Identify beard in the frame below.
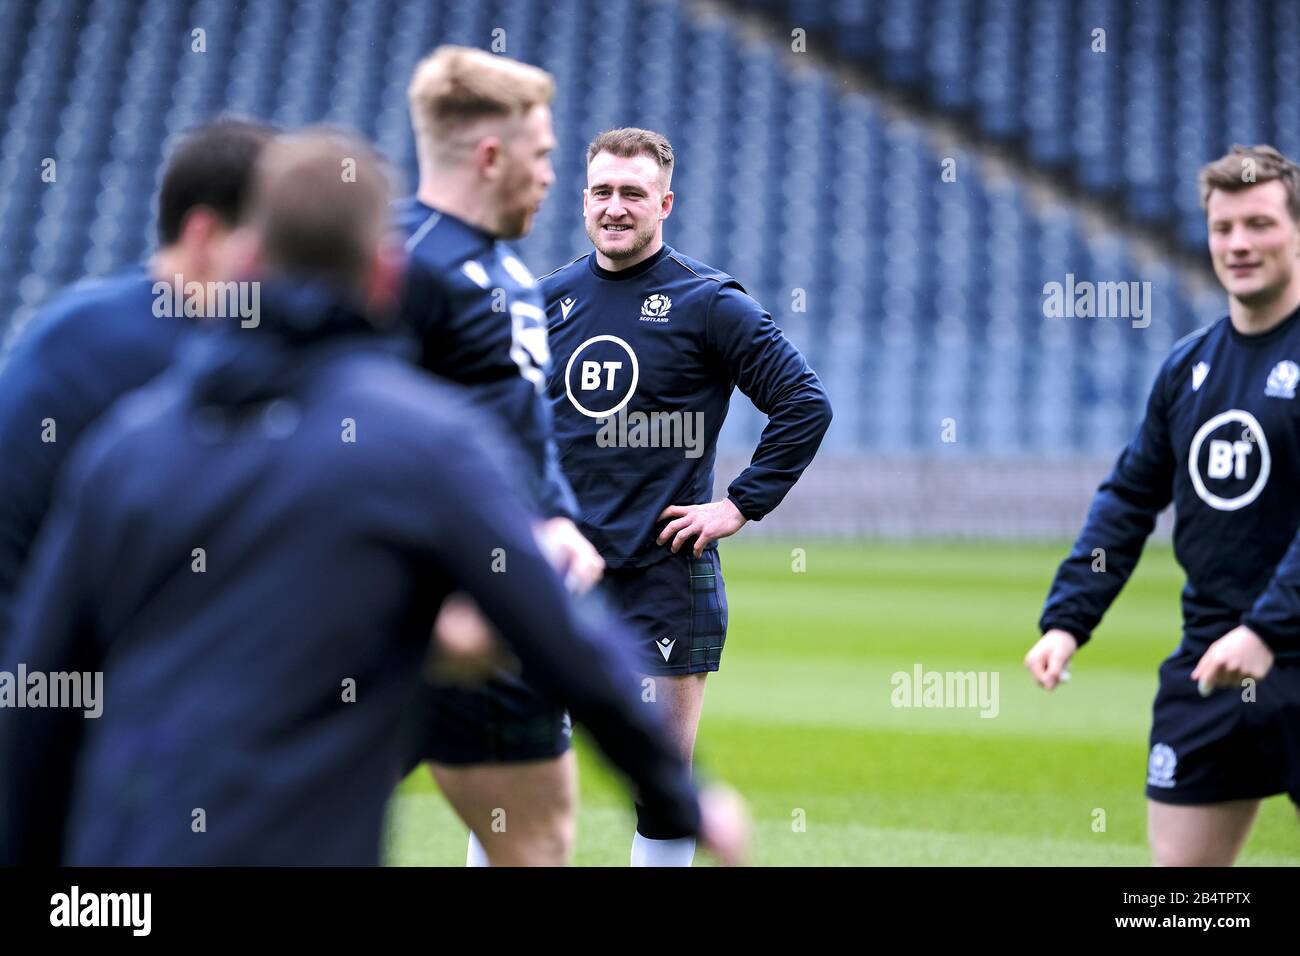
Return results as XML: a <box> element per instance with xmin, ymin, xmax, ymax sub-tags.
<box><xmin>494</xmin><ymin>207</ymin><xmax>531</xmax><ymax>241</ymax></box>
<box><xmin>489</xmin><ymin>166</ymin><xmax>542</xmax><ymax>240</ymax></box>
<box><xmin>587</xmin><ymin>218</ymin><xmax>657</xmax><ymax>261</ymax></box>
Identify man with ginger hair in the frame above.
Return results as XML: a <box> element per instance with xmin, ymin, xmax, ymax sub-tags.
<box><xmin>1029</xmin><ymin>144</ymin><xmax>1300</xmax><ymax>865</ymax></box>
<box><xmin>394</xmin><ymin>46</ymin><xmax>606</xmax><ymax>867</ymax></box>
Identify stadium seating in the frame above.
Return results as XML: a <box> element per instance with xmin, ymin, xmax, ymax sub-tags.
<box><xmin>752</xmin><ymin>0</ymin><xmax>1300</xmax><ymax>252</ymax></box>
<box><xmin>0</xmin><ymin>0</ymin><xmax>1242</xmax><ymax>455</ymax></box>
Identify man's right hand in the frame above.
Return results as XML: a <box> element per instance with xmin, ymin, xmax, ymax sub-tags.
<box><xmin>1024</xmin><ymin>628</ymin><xmax>1079</xmax><ymax>692</ymax></box>
<box><xmin>695</xmin><ymin>783</ymin><xmax>753</xmax><ymax>866</ymax></box>
<box><xmin>429</xmin><ymin>592</ymin><xmax>515</xmax><ymax>686</ymax></box>
<box><xmin>536</xmin><ymin>516</ymin><xmax>605</xmax><ymax>594</ymax></box>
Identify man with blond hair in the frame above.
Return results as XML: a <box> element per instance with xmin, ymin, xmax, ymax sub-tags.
<box><xmin>541</xmin><ymin>128</ymin><xmax>833</xmax><ymax>865</ymax></box>
<box><xmin>394</xmin><ymin>46</ymin><xmax>606</xmax><ymax>867</ymax></box>
<box><xmin>1029</xmin><ymin>144</ymin><xmax>1300</xmax><ymax>865</ymax></box>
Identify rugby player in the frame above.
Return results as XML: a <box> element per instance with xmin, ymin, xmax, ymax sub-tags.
<box><xmin>541</xmin><ymin>128</ymin><xmax>834</xmax><ymax>865</ymax></box>
<box><xmin>0</xmin><ymin>117</ymin><xmax>275</xmax><ymax>650</ymax></box>
<box><xmin>1028</xmin><ymin>144</ymin><xmax>1300</xmax><ymax>866</ymax></box>
<box><xmin>393</xmin><ymin>46</ymin><xmax>604</xmax><ymax>867</ymax></box>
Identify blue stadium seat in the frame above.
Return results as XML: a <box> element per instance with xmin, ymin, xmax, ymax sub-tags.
<box><xmin>0</xmin><ymin>0</ymin><xmax>1261</xmax><ymax>455</ymax></box>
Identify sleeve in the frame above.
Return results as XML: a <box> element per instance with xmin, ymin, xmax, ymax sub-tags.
<box><xmin>535</xmin><ymin>277</ymin><xmax>581</xmax><ymax>521</ymax></box>
<box><xmin>539</xmin><ymin>434</ymin><xmax>580</xmax><ymax>520</ymax></box>
<box><xmin>0</xmin><ymin>377</ymin><xmax>56</xmax><ymax>637</ymax></box>
<box><xmin>1241</xmin><ymin>532</ymin><xmax>1300</xmax><ymax>654</ymax></box>
<box><xmin>413</xmin><ymin>426</ymin><xmax>700</xmax><ymax>834</ymax></box>
<box><xmin>1038</xmin><ymin>364</ymin><xmax>1176</xmax><ymax>647</ymax></box>
<box><xmin>397</xmin><ymin>263</ymin><xmax>451</xmax><ymax>370</ymax></box>
<box><xmin>0</xmin><ymin>463</ymin><xmax>100</xmax><ymax>865</ymax></box>
<box><xmin>0</xmin><ymin>317</ymin><xmax>85</xmax><ymax>639</ymax></box>
<box><xmin>704</xmin><ymin>283</ymin><xmax>833</xmax><ymax>521</ymax></box>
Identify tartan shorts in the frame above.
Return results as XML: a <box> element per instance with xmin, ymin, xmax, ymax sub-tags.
<box><xmin>602</xmin><ymin>546</ymin><xmax>729</xmax><ymax>676</ymax></box>
<box><xmin>402</xmin><ymin>668</ymin><xmax>571</xmax><ymax>769</ymax></box>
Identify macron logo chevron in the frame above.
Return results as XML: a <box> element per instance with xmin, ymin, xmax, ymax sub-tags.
<box><xmin>1192</xmin><ymin>361</ymin><xmax>1209</xmax><ymax>392</ymax></box>
<box><xmin>656</xmin><ymin>637</ymin><xmax>676</xmax><ymax>662</ymax></box>
<box><xmin>560</xmin><ymin>297</ymin><xmax>577</xmax><ymax>321</ymax></box>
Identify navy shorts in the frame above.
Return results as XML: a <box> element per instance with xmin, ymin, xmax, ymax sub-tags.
<box><xmin>602</xmin><ymin>547</ymin><xmax>729</xmax><ymax>676</ymax></box>
<box><xmin>400</xmin><ymin>548</ymin><xmax>728</xmax><ymax>767</ymax></box>
<box><xmin>1145</xmin><ymin>646</ymin><xmax>1300</xmax><ymax>805</ymax></box>
<box><xmin>402</xmin><ymin>667</ymin><xmax>571</xmax><ymax>769</ymax></box>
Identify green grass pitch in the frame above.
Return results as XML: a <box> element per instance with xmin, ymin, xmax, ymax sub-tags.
<box><xmin>383</xmin><ymin>539</ymin><xmax>1300</xmax><ymax>866</ymax></box>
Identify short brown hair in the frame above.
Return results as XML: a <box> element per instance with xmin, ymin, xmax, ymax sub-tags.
<box><xmin>247</xmin><ymin>127</ymin><xmax>392</xmax><ymax>293</ymax></box>
<box><xmin>1199</xmin><ymin>144</ymin><xmax>1300</xmax><ymax>222</ymax></box>
<box><xmin>586</xmin><ymin>127</ymin><xmax>674</xmax><ymax>187</ymax></box>
<box><xmin>157</xmin><ymin>117</ymin><xmax>277</xmax><ymax>246</ymax></box>
<box><xmin>407</xmin><ymin>46</ymin><xmax>554</xmax><ymax>166</ymax></box>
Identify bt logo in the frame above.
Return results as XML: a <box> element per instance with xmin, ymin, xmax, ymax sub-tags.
<box><xmin>1205</xmin><ymin>436</ymin><xmax>1252</xmax><ymax>480</ymax></box>
<box><xmin>1188</xmin><ymin>410</ymin><xmax>1271</xmax><ymax>511</ymax></box>
<box><xmin>564</xmin><ymin>334</ymin><xmax>640</xmax><ymax>418</ymax></box>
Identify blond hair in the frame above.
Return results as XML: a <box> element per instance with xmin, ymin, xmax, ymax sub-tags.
<box><xmin>1199</xmin><ymin>144</ymin><xmax>1300</xmax><ymax>222</ymax></box>
<box><xmin>408</xmin><ymin>46</ymin><xmax>554</xmax><ymax>168</ymax></box>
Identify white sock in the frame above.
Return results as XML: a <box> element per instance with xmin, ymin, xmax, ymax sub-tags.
<box><xmin>467</xmin><ymin>832</ymin><xmax>490</xmax><ymax>867</ymax></box>
<box><xmin>630</xmin><ymin>832</ymin><xmax>696</xmax><ymax>867</ymax></box>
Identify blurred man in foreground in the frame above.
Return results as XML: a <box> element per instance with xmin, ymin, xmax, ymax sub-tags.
<box><xmin>0</xmin><ymin>118</ymin><xmax>275</xmax><ymax>652</ymax></box>
<box><xmin>0</xmin><ymin>128</ymin><xmax>748</xmax><ymax>866</ymax></box>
